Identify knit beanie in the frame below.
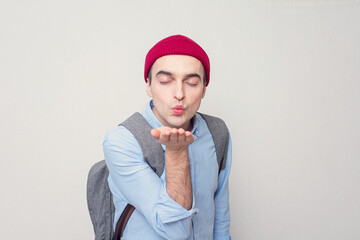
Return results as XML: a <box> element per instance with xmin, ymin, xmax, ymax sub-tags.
<box><xmin>144</xmin><ymin>35</ymin><xmax>210</xmax><ymax>86</ymax></box>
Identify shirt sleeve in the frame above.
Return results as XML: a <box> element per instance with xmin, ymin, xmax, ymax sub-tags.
<box><xmin>103</xmin><ymin>126</ymin><xmax>197</xmax><ymax>240</ymax></box>
<box><xmin>213</xmin><ymin>135</ymin><xmax>232</xmax><ymax>240</ymax></box>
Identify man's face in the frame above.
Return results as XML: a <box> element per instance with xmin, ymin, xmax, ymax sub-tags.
<box><xmin>146</xmin><ymin>55</ymin><xmax>206</xmax><ymax>131</ymax></box>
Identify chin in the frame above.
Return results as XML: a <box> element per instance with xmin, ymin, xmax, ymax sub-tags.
<box><xmin>168</xmin><ymin>121</ymin><xmax>185</xmax><ymax>129</ymax></box>
<box><xmin>169</xmin><ymin>117</ymin><xmax>190</xmax><ymax>129</ymax></box>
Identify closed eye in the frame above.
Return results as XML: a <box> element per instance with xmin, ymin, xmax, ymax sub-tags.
<box><xmin>185</xmin><ymin>77</ymin><xmax>200</xmax><ymax>86</ymax></box>
<box><xmin>186</xmin><ymin>82</ymin><xmax>198</xmax><ymax>86</ymax></box>
<box><xmin>156</xmin><ymin>71</ymin><xmax>174</xmax><ymax>84</ymax></box>
<box><xmin>160</xmin><ymin>81</ymin><xmax>170</xmax><ymax>84</ymax></box>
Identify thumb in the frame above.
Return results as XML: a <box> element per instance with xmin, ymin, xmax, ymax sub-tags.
<box><xmin>151</xmin><ymin>129</ymin><xmax>160</xmax><ymax>139</ymax></box>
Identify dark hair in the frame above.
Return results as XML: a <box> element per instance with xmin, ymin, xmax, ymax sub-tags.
<box><xmin>147</xmin><ymin>66</ymin><xmax>207</xmax><ymax>86</ymax></box>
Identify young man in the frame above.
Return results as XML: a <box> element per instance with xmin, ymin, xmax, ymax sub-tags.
<box><xmin>103</xmin><ymin>35</ymin><xmax>232</xmax><ymax>239</ymax></box>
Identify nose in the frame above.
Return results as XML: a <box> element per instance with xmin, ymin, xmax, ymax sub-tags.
<box><xmin>174</xmin><ymin>81</ymin><xmax>185</xmax><ymax>101</ymax></box>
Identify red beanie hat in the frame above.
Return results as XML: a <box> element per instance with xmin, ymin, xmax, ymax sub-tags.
<box><xmin>144</xmin><ymin>35</ymin><xmax>210</xmax><ymax>86</ymax></box>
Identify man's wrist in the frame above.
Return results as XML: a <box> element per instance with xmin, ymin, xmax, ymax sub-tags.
<box><xmin>166</xmin><ymin>149</ymin><xmax>189</xmax><ymax>164</ymax></box>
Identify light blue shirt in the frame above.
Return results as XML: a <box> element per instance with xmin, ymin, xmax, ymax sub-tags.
<box><xmin>103</xmin><ymin>101</ymin><xmax>232</xmax><ymax>240</ymax></box>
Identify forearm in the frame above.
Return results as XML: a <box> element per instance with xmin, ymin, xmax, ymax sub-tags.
<box><xmin>165</xmin><ymin>149</ymin><xmax>193</xmax><ymax>210</ymax></box>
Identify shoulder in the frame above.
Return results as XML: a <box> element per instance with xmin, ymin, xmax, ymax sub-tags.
<box><xmin>196</xmin><ymin>112</ymin><xmax>231</xmax><ymax>153</ymax></box>
<box><xmin>196</xmin><ymin>112</ymin><xmax>229</xmax><ymax>133</ymax></box>
<box><xmin>103</xmin><ymin>125</ymin><xmax>143</xmax><ymax>159</ymax></box>
<box><xmin>104</xmin><ymin>125</ymin><xmax>138</xmax><ymax>144</ymax></box>
<box><xmin>104</xmin><ymin>112</ymin><xmax>149</xmax><ymax>142</ymax></box>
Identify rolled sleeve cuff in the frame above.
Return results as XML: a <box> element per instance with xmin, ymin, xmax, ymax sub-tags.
<box><xmin>156</xmin><ymin>184</ymin><xmax>199</xmax><ymax>224</ymax></box>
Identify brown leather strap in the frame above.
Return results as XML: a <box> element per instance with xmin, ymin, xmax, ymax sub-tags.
<box><xmin>113</xmin><ymin>164</ymin><xmax>157</xmax><ymax>239</ymax></box>
<box><xmin>113</xmin><ymin>204</ymin><xmax>135</xmax><ymax>240</ymax></box>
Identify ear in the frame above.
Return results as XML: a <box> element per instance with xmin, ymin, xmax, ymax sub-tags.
<box><xmin>201</xmin><ymin>86</ymin><xmax>206</xmax><ymax>99</ymax></box>
<box><xmin>146</xmin><ymin>81</ymin><xmax>152</xmax><ymax>98</ymax></box>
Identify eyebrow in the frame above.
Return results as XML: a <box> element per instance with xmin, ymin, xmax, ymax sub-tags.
<box><xmin>155</xmin><ymin>70</ymin><xmax>201</xmax><ymax>80</ymax></box>
<box><xmin>184</xmin><ymin>73</ymin><xmax>201</xmax><ymax>79</ymax></box>
<box><xmin>155</xmin><ymin>70</ymin><xmax>173</xmax><ymax>77</ymax></box>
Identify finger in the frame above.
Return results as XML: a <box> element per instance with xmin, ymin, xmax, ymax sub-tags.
<box><xmin>160</xmin><ymin>130</ymin><xmax>171</xmax><ymax>142</ymax></box>
<box><xmin>178</xmin><ymin>128</ymin><xmax>185</xmax><ymax>142</ymax></box>
<box><xmin>184</xmin><ymin>131</ymin><xmax>192</xmax><ymax>137</ymax></box>
<box><xmin>185</xmin><ymin>131</ymin><xmax>194</xmax><ymax>143</ymax></box>
<box><xmin>151</xmin><ymin>129</ymin><xmax>160</xmax><ymax>139</ymax></box>
<box><xmin>169</xmin><ymin>128</ymin><xmax>178</xmax><ymax>142</ymax></box>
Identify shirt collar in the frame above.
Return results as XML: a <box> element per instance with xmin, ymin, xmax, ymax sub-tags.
<box><xmin>141</xmin><ymin>100</ymin><xmax>200</xmax><ymax>138</ymax></box>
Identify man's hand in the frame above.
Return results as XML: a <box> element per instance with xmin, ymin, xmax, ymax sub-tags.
<box><xmin>151</xmin><ymin>127</ymin><xmax>194</xmax><ymax>152</ymax></box>
<box><xmin>151</xmin><ymin>127</ymin><xmax>194</xmax><ymax>210</ymax></box>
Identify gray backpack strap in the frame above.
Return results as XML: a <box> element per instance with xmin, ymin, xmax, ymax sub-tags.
<box><xmin>112</xmin><ymin>112</ymin><xmax>164</xmax><ymax>240</ymax></box>
<box><xmin>119</xmin><ymin>112</ymin><xmax>164</xmax><ymax>177</ymax></box>
<box><xmin>198</xmin><ymin>113</ymin><xmax>230</xmax><ymax>174</ymax></box>
<box><xmin>87</xmin><ymin>160</ymin><xmax>115</xmax><ymax>240</ymax></box>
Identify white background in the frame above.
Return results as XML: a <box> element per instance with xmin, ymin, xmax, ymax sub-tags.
<box><xmin>1</xmin><ymin>0</ymin><xmax>359</xmax><ymax>239</ymax></box>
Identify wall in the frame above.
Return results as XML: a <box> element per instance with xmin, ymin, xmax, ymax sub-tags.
<box><xmin>1</xmin><ymin>0</ymin><xmax>359</xmax><ymax>239</ymax></box>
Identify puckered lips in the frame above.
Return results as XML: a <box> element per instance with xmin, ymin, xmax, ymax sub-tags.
<box><xmin>172</xmin><ymin>105</ymin><xmax>185</xmax><ymax>115</ymax></box>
